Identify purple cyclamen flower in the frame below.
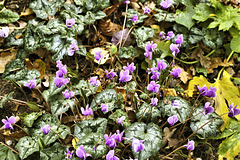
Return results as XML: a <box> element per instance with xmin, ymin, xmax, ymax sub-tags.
<box><xmin>42</xmin><ymin>124</ymin><xmax>51</xmax><ymax>135</ymax></box>
<box><xmin>132</xmin><ymin>138</ymin><xmax>144</xmax><ymax>152</ymax></box>
<box><xmin>184</xmin><ymin>140</ymin><xmax>195</xmax><ymax>151</ymax></box>
<box><xmin>131</xmin><ymin>15</ymin><xmax>138</xmax><ymax>23</ymax></box>
<box><xmin>202</xmin><ymin>102</ymin><xmax>214</xmax><ymax>116</ymax></box>
<box><xmin>143</xmin><ymin>6</ymin><xmax>150</xmax><ymax>14</ymax></box>
<box><xmin>123</xmin><ymin>0</ymin><xmax>130</xmax><ymax>4</ymax></box>
<box><xmin>123</xmin><ymin>62</ymin><xmax>136</xmax><ymax>73</ymax></box>
<box><xmin>106</xmin><ymin>69</ymin><xmax>117</xmax><ymax>80</ymax></box>
<box><xmin>197</xmin><ymin>84</ymin><xmax>208</xmax><ymax>96</ymax></box>
<box><xmin>119</xmin><ymin>70</ymin><xmax>132</xmax><ymax>82</ymax></box>
<box><xmin>56</xmin><ymin>60</ymin><xmax>63</xmax><ymax>68</ymax></box>
<box><xmin>166</xmin><ymin>31</ymin><xmax>175</xmax><ymax>40</ymax></box>
<box><xmin>151</xmin><ymin>98</ymin><xmax>158</xmax><ymax>106</ymax></box>
<box><xmin>104</xmin><ymin>133</ymin><xmax>117</xmax><ymax>148</ymax></box>
<box><xmin>66</xmin><ymin>19</ymin><xmax>75</xmax><ymax>28</ymax></box>
<box><xmin>81</xmin><ymin>105</ymin><xmax>93</xmax><ymax>116</ymax></box>
<box><xmin>54</xmin><ymin>77</ymin><xmax>69</xmax><ymax>88</ymax></box>
<box><xmin>65</xmin><ymin>148</ymin><xmax>74</xmax><ymax>159</ymax></box>
<box><xmin>76</xmin><ymin>145</ymin><xmax>91</xmax><ymax>160</ymax></box>
<box><xmin>56</xmin><ymin>65</ymin><xmax>67</xmax><ymax>78</ymax></box>
<box><xmin>168</xmin><ymin>115</ymin><xmax>178</xmax><ymax>126</ymax></box>
<box><xmin>62</xmin><ymin>90</ymin><xmax>74</xmax><ymax>99</ymax></box>
<box><xmin>117</xmin><ymin>116</ymin><xmax>126</xmax><ymax>126</ymax></box>
<box><xmin>170</xmin><ymin>67</ymin><xmax>182</xmax><ymax>78</ymax></box>
<box><xmin>0</xmin><ymin>27</ymin><xmax>9</xmax><ymax>38</ymax></box>
<box><xmin>170</xmin><ymin>43</ymin><xmax>180</xmax><ymax>56</ymax></box>
<box><xmin>94</xmin><ymin>50</ymin><xmax>104</xmax><ymax>62</ymax></box>
<box><xmin>228</xmin><ymin>103</ymin><xmax>240</xmax><ymax>118</ymax></box>
<box><xmin>106</xmin><ymin>150</ymin><xmax>119</xmax><ymax>160</ymax></box>
<box><xmin>24</xmin><ymin>78</ymin><xmax>36</xmax><ymax>89</ymax></box>
<box><xmin>150</xmin><ymin>71</ymin><xmax>160</xmax><ymax>81</ymax></box>
<box><xmin>144</xmin><ymin>51</ymin><xmax>152</xmax><ymax>60</ymax></box>
<box><xmin>101</xmin><ymin>103</ymin><xmax>108</xmax><ymax>113</ymax></box>
<box><xmin>157</xmin><ymin>59</ymin><xmax>167</xmax><ymax>71</ymax></box>
<box><xmin>159</xmin><ymin>31</ymin><xmax>165</xmax><ymax>39</ymax></box>
<box><xmin>115</xmin><ymin>130</ymin><xmax>124</xmax><ymax>143</ymax></box>
<box><xmin>160</xmin><ymin>0</ymin><xmax>172</xmax><ymax>9</ymax></box>
<box><xmin>147</xmin><ymin>81</ymin><xmax>160</xmax><ymax>93</ymax></box>
<box><xmin>2</xmin><ymin>116</ymin><xmax>15</xmax><ymax>130</ymax></box>
<box><xmin>206</xmin><ymin>86</ymin><xmax>217</xmax><ymax>98</ymax></box>
<box><xmin>145</xmin><ymin>41</ymin><xmax>157</xmax><ymax>54</ymax></box>
<box><xmin>175</xmin><ymin>34</ymin><xmax>183</xmax><ymax>45</ymax></box>
<box><xmin>90</xmin><ymin>76</ymin><xmax>100</xmax><ymax>87</ymax></box>
<box><xmin>68</xmin><ymin>42</ymin><xmax>79</xmax><ymax>56</ymax></box>
<box><xmin>171</xmin><ymin>100</ymin><xmax>179</xmax><ymax>107</ymax></box>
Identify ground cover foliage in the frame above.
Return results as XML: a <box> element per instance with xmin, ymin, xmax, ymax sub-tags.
<box><xmin>0</xmin><ymin>0</ymin><xmax>240</xmax><ymax>159</ymax></box>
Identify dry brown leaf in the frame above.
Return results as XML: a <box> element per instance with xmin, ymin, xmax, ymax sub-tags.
<box><xmin>94</xmin><ymin>68</ymin><xmax>105</xmax><ymax>78</ymax></box>
<box><xmin>178</xmin><ymin>66</ymin><xmax>191</xmax><ymax>84</ymax></box>
<box><xmin>190</xmin><ymin>48</ymin><xmax>211</xmax><ymax>68</ymax></box>
<box><xmin>99</xmin><ymin>19</ymin><xmax>122</xmax><ymax>37</ymax></box>
<box><xmin>162</xmin><ymin>127</ymin><xmax>177</xmax><ymax>147</ymax></box>
<box><xmin>117</xmin><ymin>87</ymin><xmax>126</xmax><ymax>101</ymax></box>
<box><xmin>0</xmin><ymin>48</ymin><xmax>17</xmax><ymax>73</ymax></box>
<box><xmin>25</xmin><ymin>58</ymin><xmax>46</xmax><ymax>79</ymax></box>
<box><xmin>17</xmin><ymin>20</ymin><xmax>28</xmax><ymax>28</ymax></box>
<box><xmin>206</xmin><ymin>58</ymin><xmax>234</xmax><ymax>73</ymax></box>
<box><xmin>164</xmin><ymin>88</ymin><xmax>177</xmax><ymax>96</ymax></box>
<box><xmin>3</xmin><ymin>130</ymin><xmax>26</xmax><ymax>142</ymax></box>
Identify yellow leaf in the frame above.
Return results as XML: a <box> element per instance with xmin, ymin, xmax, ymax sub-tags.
<box><xmin>188</xmin><ymin>71</ymin><xmax>240</xmax><ymax>130</ymax></box>
<box><xmin>72</xmin><ymin>137</ymin><xmax>79</xmax><ymax>149</ymax></box>
<box><xmin>96</xmin><ymin>84</ymin><xmax>102</xmax><ymax>93</ymax></box>
<box><xmin>90</xmin><ymin>48</ymin><xmax>109</xmax><ymax>65</ymax></box>
<box><xmin>150</xmin><ymin>25</ymin><xmax>161</xmax><ymax>33</ymax></box>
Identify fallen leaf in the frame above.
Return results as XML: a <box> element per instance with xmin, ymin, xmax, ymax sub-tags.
<box><xmin>25</xmin><ymin>58</ymin><xmax>46</xmax><ymax>79</ymax></box>
<box><xmin>117</xmin><ymin>87</ymin><xmax>126</xmax><ymax>101</ymax></box>
<box><xmin>90</xmin><ymin>48</ymin><xmax>109</xmax><ymax>65</ymax></box>
<box><xmin>176</xmin><ymin>65</ymin><xmax>191</xmax><ymax>84</ymax></box>
<box><xmin>206</xmin><ymin>58</ymin><xmax>234</xmax><ymax>74</ymax></box>
<box><xmin>20</xmin><ymin>8</ymin><xmax>34</xmax><ymax>17</ymax></box>
<box><xmin>0</xmin><ymin>48</ymin><xmax>17</xmax><ymax>73</ymax></box>
<box><xmin>164</xmin><ymin>88</ymin><xmax>177</xmax><ymax>97</ymax></box>
<box><xmin>188</xmin><ymin>71</ymin><xmax>240</xmax><ymax>130</ymax></box>
<box><xmin>162</xmin><ymin>127</ymin><xmax>177</xmax><ymax>147</ymax></box>
<box><xmin>150</xmin><ymin>25</ymin><xmax>161</xmax><ymax>34</ymax></box>
<box><xmin>99</xmin><ymin>19</ymin><xmax>122</xmax><ymax>37</ymax></box>
<box><xmin>94</xmin><ymin>68</ymin><xmax>105</xmax><ymax>79</ymax></box>
<box><xmin>72</xmin><ymin>137</ymin><xmax>79</xmax><ymax>149</ymax></box>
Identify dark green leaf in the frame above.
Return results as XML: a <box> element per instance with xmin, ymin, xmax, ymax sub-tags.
<box><xmin>40</xmin><ymin>143</ymin><xmax>67</xmax><ymax>160</ymax></box>
<box><xmin>126</xmin><ymin>9</ymin><xmax>148</xmax><ymax>27</ymax></box>
<box><xmin>26</xmin><ymin>102</ymin><xmax>40</xmax><ymax>112</ymax></box>
<box><xmin>175</xmin><ymin>6</ymin><xmax>195</xmax><ymax>30</ymax></box>
<box><xmin>3</xmin><ymin>29</ymin><xmax>24</xmax><ymax>47</ymax></box>
<box><xmin>0</xmin><ymin>9</ymin><xmax>19</xmax><ymax>23</ymax></box>
<box><xmin>90</xmin><ymin>89</ymin><xmax>123</xmax><ymax>111</ymax></box>
<box><xmin>15</xmin><ymin>136</ymin><xmax>39</xmax><ymax>160</ymax></box>
<box><xmin>118</xmin><ymin>46</ymin><xmax>137</xmax><ymax>59</ymax></box>
<box><xmin>109</xmin><ymin>109</ymin><xmax>131</xmax><ymax>128</ymax></box>
<box><xmin>24</xmin><ymin>112</ymin><xmax>43</xmax><ymax>127</ymax></box>
<box><xmin>74</xmin><ymin>0</ymin><xmax>109</xmax><ymax>13</ymax></box>
<box><xmin>74</xmin><ymin>118</ymin><xmax>107</xmax><ymax>139</ymax></box>
<box><xmin>0</xmin><ymin>144</ymin><xmax>19</xmax><ymax>160</ymax></box>
<box><xmin>17</xmin><ymin>69</ymin><xmax>41</xmax><ymax>86</ymax></box>
<box><xmin>125</xmin><ymin>122</ymin><xmax>162</xmax><ymax>160</ymax></box>
<box><xmin>190</xmin><ymin>106</ymin><xmax>223</xmax><ymax>138</ymax></box>
<box><xmin>0</xmin><ymin>91</ymin><xmax>14</xmax><ymax>108</ymax></box>
<box><xmin>76</xmin><ymin>133</ymin><xmax>108</xmax><ymax>159</ymax></box>
<box><xmin>154</xmin><ymin>8</ymin><xmax>175</xmax><ymax>22</ymax></box>
<box><xmin>16</xmin><ymin>49</ymin><xmax>29</xmax><ymax>60</ymax></box>
<box><xmin>132</xmin><ymin>27</ymin><xmax>155</xmax><ymax>49</ymax></box>
<box><xmin>73</xmin><ymin>79</ymin><xmax>98</xmax><ymax>97</ymax></box>
<box><xmin>202</xmin><ymin>28</ymin><xmax>224</xmax><ymax>49</ymax></box>
<box><xmin>49</xmin><ymin>95</ymin><xmax>75</xmax><ymax>115</ymax></box>
<box><xmin>136</xmin><ymin>103</ymin><xmax>161</xmax><ymax>122</ymax></box>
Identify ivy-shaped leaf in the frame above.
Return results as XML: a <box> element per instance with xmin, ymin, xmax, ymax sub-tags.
<box><xmin>84</xmin><ymin>11</ymin><xmax>106</xmax><ymax>25</ymax></box>
<box><xmin>50</xmin><ymin>95</ymin><xmax>75</xmax><ymax>115</ymax></box>
<box><xmin>17</xmin><ymin>69</ymin><xmax>41</xmax><ymax>86</ymax></box>
<box><xmin>109</xmin><ymin>109</ymin><xmax>131</xmax><ymax>128</ymax></box>
<box><xmin>154</xmin><ymin>8</ymin><xmax>175</xmax><ymax>22</ymax></box>
<box><xmin>126</xmin><ymin>9</ymin><xmax>148</xmax><ymax>27</ymax></box>
<box><xmin>136</xmin><ymin>102</ymin><xmax>161</xmax><ymax>123</ymax></box>
<box><xmin>73</xmin><ymin>79</ymin><xmax>98</xmax><ymax>97</ymax></box>
<box><xmin>125</xmin><ymin>122</ymin><xmax>162</xmax><ymax>160</ymax></box>
<box><xmin>202</xmin><ymin>28</ymin><xmax>224</xmax><ymax>49</ymax></box>
<box><xmin>0</xmin><ymin>91</ymin><xmax>14</xmax><ymax>108</ymax></box>
<box><xmin>23</xmin><ymin>111</ymin><xmax>43</xmax><ymax>128</ymax></box>
<box><xmin>0</xmin><ymin>9</ymin><xmax>19</xmax><ymax>23</ymax></box>
<box><xmin>15</xmin><ymin>136</ymin><xmax>39</xmax><ymax>160</ymax></box>
<box><xmin>3</xmin><ymin>29</ymin><xmax>24</xmax><ymax>47</ymax></box>
<box><xmin>0</xmin><ymin>144</ymin><xmax>19</xmax><ymax>160</ymax></box>
<box><xmin>44</xmin><ymin>34</ymin><xmax>77</xmax><ymax>61</ymax></box>
<box><xmin>175</xmin><ymin>6</ymin><xmax>195</xmax><ymax>30</ymax></box>
<box><xmin>40</xmin><ymin>142</ymin><xmax>67</xmax><ymax>160</ymax></box>
<box><xmin>159</xmin><ymin>96</ymin><xmax>191</xmax><ymax>122</ymax></box>
<box><xmin>132</xmin><ymin>26</ymin><xmax>155</xmax><ymax>49</ymax></box>
<box><xmin>30</xmin><ymin>0</ymin><xmax>64</xmax><ymax>19</ymax></box>
<box><xmin>76</xmin><ymin>133</ymin><xmax>108</xmax><ymax>159</ymax></box>
<box><xmin>74</xmin><ymin>118</ymin><xmax>107</xmax><ymax>139</ymax></box>
<box><xmin>118</xmin><ymin>46</ymin><xmax>137</xmax><ymax>59</ymax></box>
<box><xmin>90</xmin><ymin>89</ymin><xmax>123</xmax><ymax>111</ymax></box>
<box><xmin>190</xmin><ymin>106</ymin><xmax>223</xmax><ymax>138</ymax></box>
<box><xmin>192</xmin><ymin>3</ymin><xmax>212</xmax><ymax>22</ymax></box>
<box><xmin>74</xmin><ymin>0</ymin><xmax>109</xmax><ymax>13</ymax></box>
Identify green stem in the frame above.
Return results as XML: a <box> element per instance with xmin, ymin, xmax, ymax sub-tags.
<box><xmin>162</xmin><ymin>146</ymin><xmax>184</xmax><ymax>160</ymax></box>
<box><xmin>14</xmin><ymin>124</ymin><xmax>31</xmax><ymax>137</ymax></box>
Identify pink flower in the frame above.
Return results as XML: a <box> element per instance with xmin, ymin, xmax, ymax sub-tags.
<box><xmin>2</xmin><ymin>116</ymin><xmax>15</xmax><ymax>130</ymax></box>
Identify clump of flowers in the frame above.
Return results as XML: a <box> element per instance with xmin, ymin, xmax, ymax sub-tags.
<box><xmin>62</xmin><ymin>90</ymin><xmax>74</xmax><ymax>99</ymax></box>
<box><xmin>119</xmin><ymin>70</ymin><xmax>132</xmax><ymax>82</ymax></box>
<box><xmin>54</xmin><ymin>60</ymin><xmax>69</xmax><ymax>88</ymax></box>
<box><xmin>170</xmin><ymin>67</ymin><xmax>182</xmax><ymax>78</ymax></box>
<box><xmin>106</xmin><ymin>69</ymin><xmax>117</xmax><ymax>80</ymax></box>
<box><xmin>2</xmin><ymin>116</ymin><xmax>15</xmax><ymax>130</ymax></box>
<box><xmin>144</xmin><ymin>41</ymin><xmax>157</xmax><ymax>60</ymax></box>
<box><xmin>147</xmin><ymin>81</ymin><xmax>160</xmax><ymax>93</ymax></box>
<box><xmin>104</xmin><ymin>133</ymin><xmax>117</xmax><ymax>148</ymax></box>
<box><xmin>197</xmin><ymin>85</ymin><xmax>217</xmax><ymax>98</ymax></box>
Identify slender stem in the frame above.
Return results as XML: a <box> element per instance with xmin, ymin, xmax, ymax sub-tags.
<box><xmin>50</xmin><ymin>129</ymin><xmax>63</xmax><ymax>144</ymax></box>
<box><xmin>14</xmin><ymin>124</ymin><xmax>31</xmax><ymax>137</ymax></box>
<box><xmin>36</xmin><ymin>88</ymin><xmax>50</xmax><ymax>111</ymax></box>
<box><xmin>161</xmin><ymin>146</ymin><xmax>184</xmax><ymax>160</ymax></box>
<box><xmin>0</xmin><ymin>142</ymin><xmax>19</xmax><ymax>154</ymax></box>
<box><xmin>120</xmin><ymin>143</ymin><xmax>131</xmax><ymax>159</ymax></box>
<box><xmin>119</xmin><ymin>3</ymin><xmax>128</xmax><ymax>48</ymax></box>
<box><xmin>73</xmin><ymin>25</ymin><xmax>78</xmax><ymax>41</ymax></box>
<box><xmin>0</xmin><ymin>96</ymin><xmax>44</xmax><ymax>108</ymax></box>
<box><xmin>121</xmin><ymin>25</ymin><xmax>135</xmax><ymax>47</ymax></box>
<box><xmin>124</xmin><ymin>83</ymin><xmax>129</xmax><ymax>110</ymax></box>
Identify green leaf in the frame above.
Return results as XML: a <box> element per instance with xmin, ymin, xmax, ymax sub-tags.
<box><xmin>190</xmin><ymin>106</ymin><xmax>223</xmax><ymax>138</ymax></box>
<box><xmin>118</xmin><ymin>46</ymin><xmax>137</xmax><ymax>59</ymax></box>
<box><xmin>126</xmin><ymin>9</ymin><xmax>148</xmax><ymax>27</ymax></box>
<box><xmin>73</xmin><ymin>79</ymin><xmax>98</xmax><ymax>97</ymax></box>
<box><xmin>136</xmin><ymin>102</ymin><xmax>161</xmax><ymax>123</ymax></box>
<box><xmin>45</xmin><ymin>35</ymin><xmax>77</xmax><ymax>61</ymax></box>
<box><xmin>29</xmin><ymin>0</ymin><xmax>63</xmax><ymax>19</ymax></box>
<box><xmin>125</xmin><ymin>122</ymin><xmax>162</xmax><ymax>160</ymax></box>
<box><xmin>0</xmin><ymin>144</ymin><xmax>19</xmax><ymax>160</ymax></box>
<box><xmin>109</xmin><ymin>109</ymin><xmax>131</xmax><ymax>128</ymax></box>
<box><xmin>175</xmin><ymin>6</ymin><xmax>195</xmax><ymax>30</ymax></box>
<box><xmin>76</xmin><ymin>133</ymin><xmax>108</xmax><ymax>159</ymax></box>
<box><xmin>40</xmin><ymin>142</ymin><xmax>67</xmax><ymax>160</ymax></box>
<box><xmin>154</xmin><ymin>8</ymin><xmax>175</xmax><ymax>22</ymax></box>
<box><xmin>17</xmin><ymin>69</ymin><xmax>41</xmax><ymax>86</ymax></box>
<box><xmin>0</xmin><ymin>91</ymin><xmax>14</xmax><ymax>108</ymax></box>
<box><xmin>24</xmin><ymin>112</ymin><xmax>43</xmax><ymax>127</ymax></box>
<box><xmin>192</xmin><ymin>3</ymin><xmax>211</xmax><ymax>22</ymax></box>
<box><xmin>159</xmin><ymin>96</ymin><xmax>191</xmax><ymax>122</ymax></box>
<box><xmin>156</xmin><ymin>41</ymin><xmax>171</xmax><ymax>58</ymax></box>
<box><xmin>15</xmin><ymin>136</ymin><xmax>39</xmax><ymax>160</ymax></box>
<box><xmin>16</xmin><ymin>49</ymin><xmax>29</xmax><ymax>60</ymax></box>
<box><xmin>74</xmin><ymin>0</ymin><xmax>110</xmax><ymax>13</ymax></box>
<box><xmin>202</xmin><ymin>28</ymin><xmax>224</xmax><ymax>49</ymax></box>
<box><xmin>3</xmin><ymin>29</ymin><xmax>24</xmax><ymax>47</ymax></box>
<box><xmin>2</xmin><ymin>59</ymin><xmax>27</xmax><ymax>81</ymax></box>
<box><xmin>230</xmin><ymin>37</ymin><xmax>240</xmax><ymax>53</ymax></box>
<box><xmin>26</xmin><ymin>102</ymin><xmax>40</xmax><ymax>112</ymax></box>
<box><xmin>28</xmin><ymin>114</ymin><xmax>70</xmax><ymax>145</ymax></box>
<box><xmin>90</xmin><ymin>89</ymin><xmax>123</xmax><ymax>111</ymax></box>
<box><xmin>74</xmin><ymin>118</ymin><xmax>107</xmax><ymax>139</ymax></box>
<box><xmin>0</xmin><ymin>9</ymin><xmax>19</xmax><ymax>23</ymax></box>
<box><xmin>132</xmin><ymin>27</ymin><xmax>155</xmax><ymax>49</ymax></box>
<box><xmin>110</xmin><ymin>45</ymin><xmax>117</xmax><ymax>55</ymax></box>
<box><xmin>50</xmin><ymin>95</ymin><xmax>75</xmax><ymax>115</ymax></box>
